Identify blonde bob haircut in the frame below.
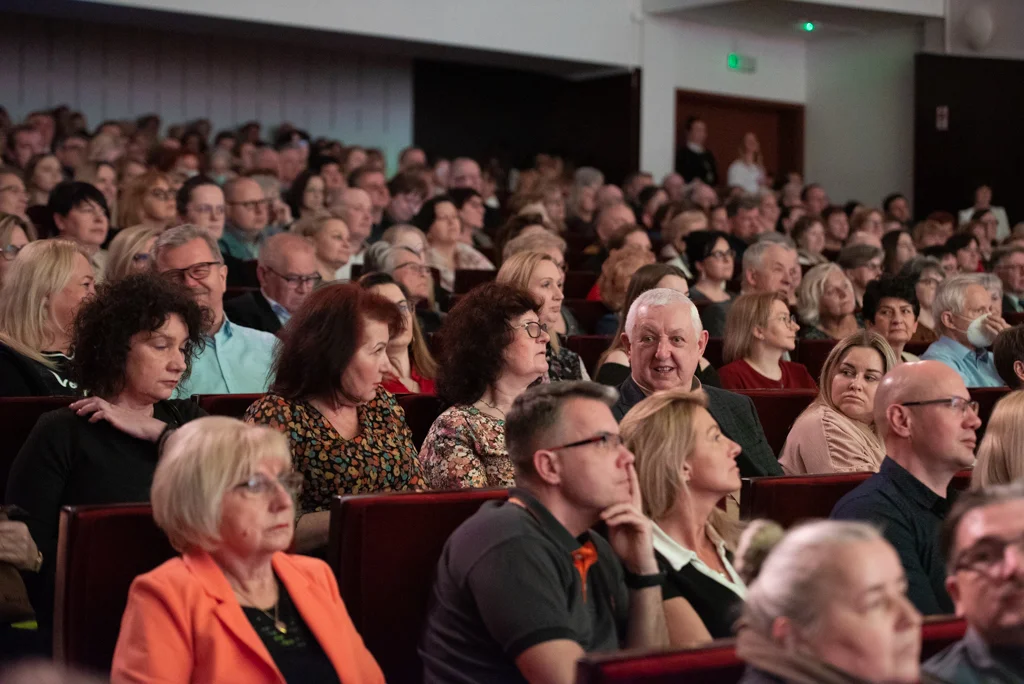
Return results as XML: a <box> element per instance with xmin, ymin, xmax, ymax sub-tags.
<box><xmin>151</xmin><ymin>417</ymin><xmax>292</xmax><ymax>553</ymax></box>
<box><xmin>972</xmin><ymin>390</ymin><xmax>1024</xmax><ymax>489</ymax></box>
<box><xmin>796</xmin><ymin>262</ymin><xmax>850</xmax><ymax>327</ymax></box>
<box><xmin>0</xmin><ymin>239</ymin><xmax>90</xmax><ymax>367</ymax></box>
<box><xmin>620</xmin><ymin>387</ymin><xmax>743</xmax><ymax>549</ymax></box>
<box><xmin>498</xmin><ymin>251</ymin><xmax>563</xmax><ymax>351</ymax></box>
<box><xmin>117</xmin><ymin>169</ymin><xmax>171</xmax><ymax>230</ymax></box>
<box><xmin>817</xmin><ymin>330</ymin><xmax>897</xmax><ymax>413</ymax></box>
<box><xmin>105</xmin><ymin>225</ymin><xmax>161</xmax><ymax>283</ymax></box>
<box><xmin>722</xmin><ymin>292</ymin><xmax>789</xmax><ymax>365</ymax></box>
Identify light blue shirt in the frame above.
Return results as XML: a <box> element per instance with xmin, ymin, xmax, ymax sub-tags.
<box><xmin>262</xmin><ymin>290</ymin><xmax>290</xmax><ymax>326</ymax></box>
<box><xmin>173</xmin><ymin>316</ymin><xmax>278</xmax><ymax>398</ymax></box>
<box><xmin>920</xmin><ymin>335</ymin><xmax>1004</xmax><ymax>388</ymax></box>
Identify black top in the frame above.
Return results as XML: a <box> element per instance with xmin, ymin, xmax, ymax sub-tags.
<box><xmin>0</xmin><ymin>342</ymin><xmax>80</xmax><ymax>397</ymax></box>
<box><xmin>596</xmin><ymin>361</ymin><xmax>721</xmax><ymax>390</ymax></box>
<box><xmin>224</xmin><ymin>290</ymin><xmax>283</xmax><ymax>335</ymax></box>
<box><xmin>242</xmin><ymin>577</ymin><xmax>340</xmax><ymax>684</ymax></box>
<box><xmin>676</xmin><ymin>146</ymin><xmax>719</xmax><ymax>186</ymax></box>
<box><xmin>700</xmin><ymin>300</ymin><xmax>733</xmax><ymax>338</ymax></box>
<box><xmin>656</xmin><ymin>550</ymin><xmax>742</xmax><ymax>638</ymax></box>
<box><xmin>830</xmin><ymin>457</ymin><xmax>955</xmax><ymax>615</ymax></box>
<box><xmin>6</xmin><ymin>399</ymin><xmax>206</xmax><ymax>630</ymax></box>
<box><xmin>420</xmin><ymin>487</ymin><xmax>629</xmax><ymax>684</ymax></box>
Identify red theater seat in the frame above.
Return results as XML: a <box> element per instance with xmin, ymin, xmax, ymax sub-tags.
<box><xmin>566</xmin><ymin>335</ymin><xmax>613</xmax><ymax>378</ymax></box>
<box><xmin>53</xmin><ymin>504</ymin><xmax>176</xmax><ymax>673</ymax></box>
<box><xmin>0</xmin><ymin>396</ymin><xmax>76</xmax><ymax>503</ymax></box>
<box><xmin>576</xmin><ymin>640</ymin><xmax>743</xmax><ymax>684</ymax></box>
<box><xmin>969</xmin><ymin>386</ymin><xmax>1009</xmax><ymax>441</ymax></box>
<box><xmin>920</xmin><ymin>616</ymin><xmax>967</xmax><ymax>659</ymax></box>
<box><xmin>328</xmin><ymin>488</ymin><xmax>508</xmax><ymax>684</ymax></box>
<box><xmin>194</xmin><ymin>393</ymin><xmax>262</xmax><ymax>418</ymax></box>
<box><xmin>453</xmin><ymin>268</ymin><xmax>496</xmax><ymax>293</ymax></box>
<box><xmin>793</xmin><ymin>339</ymin><xmax>835</xmax><ymax>383</ymax></box>
<box><xmin>734</xmin><ymin>389</ymin><xmax>817</xmax><ymax>456</ymax></box>
<box><xmin>397</xmin><ymin>393</ymin><xmax>447</xmax><ymax>450</ymax></box>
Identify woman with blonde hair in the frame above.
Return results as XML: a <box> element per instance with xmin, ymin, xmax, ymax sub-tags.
<box><xmin>497</xmin><ymin>251</ymin><xmax>587</xmax><ymax>381</ymax></box>
<box><xmin>797</xmin><ymin>263</ymin><xmax>861</xmax><ymax>340</ymax></box>
<box><xmin>719</xmin><ymin>292</ymin><xmax>817</xmax><ymax>391</ymax></box>
<box><xmin>291</xmin><ymin>213</ymin><xmax>351</xmax><ymax>282</ymax></box>
<box><xmin>726</xmin><ymin>132</ymin><xmax>766</xmax><ymax>194</ymax></box>
<box><xmin>0</xmin><ymin>240</ymin><xmax>95</xmax><ymax>395</ymax></box>
<box><xmin>622</xmin><ymin>388</ymin><xmax>746</xmax><ymax>645</ymax></box>
<box><xmin>971</xmin><ymin>391</ymin><xmax>1024</xmax><ymax>488</ymax></box>
<box><xmin>117</xmin><ymin>170</ymin><xmax>176</xmax><ymax>231</ymax></box>
<box><xmin>780</xmin><ymin>331</ymin><xmax>898</xmax><ymax>474</ymax></box>
<box><xmin>105</xmin><ymin>225</ymin><xmax>161</xmax><ymax>282</ymax></box>
<box><xmin>0</xmin><ymin>213</ymin><xmax>31</xmax><ymax>286</ymax></box>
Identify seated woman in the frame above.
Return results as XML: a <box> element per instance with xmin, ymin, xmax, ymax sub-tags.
<box><xmin>419</xmin><ymin>283</ymin><xmax>548</xmax><ymax>489</ymax></box>
<box><xmin>594</xmin><ymin>244</ymin><xmax>655</xmax><ymax>335</ymax></box>
<box><xmin>502</xmin><ymin>230</ymin><xmax>579</xmax><ymax>336</ymax></box>
<box><xmin>900</xmin><ymin>256</ymin><xmax>945</xmax><ymax>344</ymax></box>
<box><xmin>946</xmin><ymin>232</ymin><xmax>982</xmax><ymax>273</ymax></box>
<box><xmin>791</xmin><ymin>215</ymin><xmax>828</xmax><ymax>267</ymax></box>
<box><xmin>882</xmin><ymin>228</ymin><xmax>917</xmax><ymax>275</ymax></box>
<box><xmin>737</xmin><ymin>521</ymin><xmax>923</xmax><ymax>684</ymax></box>
<box><xmin>49</xmin><ymin>181</ymin><xmax>112</xmax><ymax>278</ymax></box>
<box><xmin>837</xmin><ymin>244</ymin><xmax>884</xmax><ymax>310</ymax></box>
<box><xmin>595</xmin><ymin>263</ymin><xmax>720</xmax><ymax>388</ymax></box>
<box><xmin>863</xmin><ymin>275</ymin><xmax>921</xmax><ymax>362</ymax></box>
<box><xmin>415</xmin><ymin>195</ymin><xmax>494</xmax><ymax>292</ymax></box>
<box><xmin>449</xmin><ymin>187</ymin><xmax>491</xmax><ymax>250</ymax></box>
<box><xmin>0</xmin><ymin>240</ymin><xmax>95</xmax><ymax>396</ymax></box>
<box><xmin>622</xmin><ymin>388</ymin><xmax>746</xmax><ymax>646</ymax></box>
<box><xmin>796</xmin><ymin>263</ymin><xmax>861</xmax><ymax>340</ymax></box>
<box><xmin>111</xmin><ymin>417</ymin><xmax>384</xmax><ymax>684</ymax></box>
<box><xmin>284</xmin><ymin>170</ymin><xmax>326</xmax><ymax>221</ymax></box>
<box><xmin>24</xmin><ymin>154</ymin><xmax>63</xmax><ymax>209</ymax></box>
<box><xmin>6</xmin><ymin>273</ymin><xmax>207</xmax><ymax>636</ymax></box>
<box><xmin>0</xmin><ymin>212</ymin><xmax>31</xmax><ymax>286</ymax></box>
<box><xmin>358</xmin><ymin>272</ymin><xmax>437</xmax><ymax>394</ymax></box>
<box><xmin>116</xmin><ymin>170</ymin><xmax>177</xmax><ymax>232</ymax></box>
<box><xmin>292</xmin><ymin>213</ymin><xmax>352</xmax><ymax>283</ymax></box>
<box><xmin>719</xmin><ymin>293</ymin><xmax>817</xmax><ymax>391</ymax></box>
<box><xmin>497</xmin><ymin>251</ymin><xmax>587</xmax><ymax>381</ymax></box>
<box><xmin>779</xmin><ymin>331</ymin><xmax>897</xmax><ymax>474</ymax></box>
<box><xmin>686</xmin><ymin>230</ymin><xmax>735</xmax><ymax>303</ymax></box>
<box><xmin>244</xmin><ymin>283</ymin><xmax>423</xmax><ymax>551</ymax></box>
<box><xmin>971</xmin><ymin>390</ymin><xmax>1024</xmax><ymax>488</ymax></box>
<box><xmin>105</xmin><ymin>225</ymin><xmax>161</xmax><ymax>282</ymax></box>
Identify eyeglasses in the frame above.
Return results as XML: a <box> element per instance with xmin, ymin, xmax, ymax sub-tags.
<box><xmin>393</xmin><ymin>299</ymin><xmax>412</xmax><ymax>314</ymax></box>
<box><xmin>548</xmin><ymin>432</ymin><xmax>625</xmax><ymax>452</ymax></box>
<box><xmin>161</xmin><ymin>260</ymin><xmax>223</xmax><ymax>284</ymax></box>
<box><xmin>919</xmin><ymin>277</ymin><xmax>943</xmax><ymax>287</ymax></box>
<box><xmin>131</xmin><ymin>252</ymin><xmax>151</xmax><ymax>264</ymax></box>
<box><xmin>771</xmin><ymin>313</ymin><xmax>798</xmax><ymax>325</ymax></box>
<box><xmin>190</xmin><ymin>203</ymin><xmax>226</xmax><ymax>217</ymax></box>
<box><xmin>2</xmin><ymin>244</ymin><xmax>23</xmax><ymax>261</ymax></box>
<box><xmin>707</xmin><ymin>249</ymin><xmax>735</xmax><ymax>261</ymax></box>
<box><xmin>510</xmin><ymin>321</ymin><xmax>548</xmax><ymax>339</ymax></box>
<box><xmin>233</xmin><ymin>472</ymin><xmax>304</xmax><ymax>498</ymax></box>
<box><xmin>148</xmin><ymin>189</ymin><xmax>174</xmax><ymax>202</ymax></box>
<box><xmin>954</xmin><ymin>532</ymin><xmax>1024</xmax><ymax>576</ymax></box>
<box><xmin>265</xmin><ymin>267</ymin><xmax>322</xmax><ymax>288</ymax></box>
<box><xmin>900</xmin><ymin>397</ymin><xmax>980</xmax><ymax>416</ymax></box>
<box><xmin>0</xmin><ymin>184</ymin><xmax>27</xmax><ymax>196</ymax></box>
<box><xmin>228</xmin><ymin>199</ymin><xmax>270</xmax><ymax>212</ymax></box>
<box><xmin>997</xmin><ymin>264</ymin><xmax>1024</xmax><ymax>274</ymax></box>
<box><xmin>393</xmin><ymin>262</ymin><xmax>431</xmax><ymax>276</ymax></box>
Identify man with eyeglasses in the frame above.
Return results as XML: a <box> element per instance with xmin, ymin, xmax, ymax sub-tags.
<box><xmin>331</xmin><ymin>187</ymin><xmax>374</xmax><ymax>281</ymax></box>
<box><xmin>153</xmin><ymin>224</ymin><xmax>277</xmax><ymax>397</ymax></box>
<box><xmin>992</xmin><ymin>245</ymin><xmax>1024</xmax><ymax>314</ymax></box>
<box><xmin>380</xmin><ymin>245</ymin><xmax>442</xmax><ymax>333</ymax></box>
<box><xmin>225</xmin><ymin>233</ymin><xmax>320</xmax><ymax>335</ymax></box>
<box><xmin>832</xmin><ymin>360</ymin><xmax>982</xmax><ymax>615</ymax></box>
<box><xmin>218</xmin><ymin>177</ymin><xmax>272</xmax><ymax>262</ymax></box>
<box><xmin>923</xmin><ymin>483</ymin><xmax>1024</xmax><ymax>681</ymax></box>
<box><xmin>421</xmin><ymin>381</ymin><xmax>667</xmax><ymax>684</ymax></box>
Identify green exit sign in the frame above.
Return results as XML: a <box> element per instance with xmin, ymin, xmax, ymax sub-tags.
<box><xmin>727</xmin><ymin>53</ymin><xmax>757</xmax><ymax>73</ymax></box>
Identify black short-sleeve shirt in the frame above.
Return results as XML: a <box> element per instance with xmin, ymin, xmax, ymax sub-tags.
<box><xmin>420</xmin><ymin>487</ymin><xmax>629</xmax><ymax>684</ymax></box>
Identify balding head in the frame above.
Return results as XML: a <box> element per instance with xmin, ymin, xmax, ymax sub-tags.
<box><xmin>450</xmin><ymin>158</ymin><xmax>482</xmax><ymax>192</ymax></box>
<box><xmin>257</xmin><ymin>233</ymin><xmax>318</xmax><ymax>314</ymax></box>
<box><xmin>334</xmin><ymin>188</ymin><xmax>374</xmax><ymax>245</ymax></box>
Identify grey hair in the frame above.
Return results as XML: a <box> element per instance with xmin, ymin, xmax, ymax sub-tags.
<box><xmin>361</xmin><ymin>241</ymin><xmax>392</xmax><ymax>273</ymax></box>
<box><xmin>977</xmin><ymin>272</ymin><xmax>1003</xmax><ymax>299</ymax></box>
<box><xmin>379</xmin><ymin>245</ymin><xmax>420</xmax><ymax>274</ymax></box>
<box><xmin>742</xmin><ymin>236</ymin><xmax>796</xmax><ymax>274</ymax></box>
<box><xmin>573</xmin><ymin>167</ymin><xmax>604</xmax><ymax>189</ymax></box>
<box><xmin>796</xmin><ymin>263</ymin><xmax>849</xmax><ymax>327</ymax></box>
<box><xmin>152</xmin><ymin>223</ymin><xmax>223</xmax><ymax>268</ymax></box>
<box><xmin>742</xmin><ymin>520</ymin><xmax>884</xmax><ymax>636</ymax></box>
<box><xmin>624</xmin><ymin>287</ymin><xmax>702</xmax><ymax>341</ymax></box>
<box><xmin>941</xmin><ymin>481</ymin><xmax>1024</xmax><ymax>572</ymax></box>
<box><xmin>837</xmin><ymin>244</ymin><xmax>884</xmax><ymax>270</ymax></box>
<box><xmin>933</xmin><ymin>273</ymin><xmax>985</xmax><ymax>335</ymax></box>
<box><xmin>257</xmin><ymin>232</ymin><xmax>314</xmax><ymax>269</ymax></box>
<box><xmin>506</xmin><ymin>381</ymin><xmax>618</xmax><ymax>479</ymax></box>
<box><xmin>899</xmin><ymin>255</ymin><xmax>944</xmax><ymax>282</ymax></box>
<box><xmin>503</xmin><ymin>231</ymin><xmax>568</xmax><ymax>262</ymax></box>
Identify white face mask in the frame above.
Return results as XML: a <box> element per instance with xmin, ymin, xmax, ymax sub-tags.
<box><xmin>964</xmin><ymin>313</ymin><xmax>997</xmax><ymax>348</ymax></box>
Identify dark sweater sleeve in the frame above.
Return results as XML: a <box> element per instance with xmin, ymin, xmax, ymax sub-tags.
<box><xmin>736</xmin><ymin>393</ymin><xmax>783</xmax><ymax>476</ymax></box>
<box><xmin>0</xmin><ymin>351</ymin><xmax>39</xmax><ymax>397</ymax></box>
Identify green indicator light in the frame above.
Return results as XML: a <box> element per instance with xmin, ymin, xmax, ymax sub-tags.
<box><xmin>727</xmin><ymin>54</ymin><xmax>740</xmax><ymax>69</ymax></box>
<box><xmin>802</xmin><ymin>21</ymin><xmax>815</xmax><ymax>32</ymax></box>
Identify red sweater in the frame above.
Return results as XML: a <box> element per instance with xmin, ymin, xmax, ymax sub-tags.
<box><xmin>381</xmin><ymin>367</ymin><xmax>436</xmax><ymax>395</ymax></box>
<box><xmin>718</xmin><ymin>359</ymin><xmax>818</xmax><ymax>391</ymax></box>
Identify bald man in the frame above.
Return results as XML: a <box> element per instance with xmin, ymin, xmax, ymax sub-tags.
<box><xmin>224</xmin><ymin>233</ymin><xmax>319</xmax><ymax>334</ymax></box>
<box><xmin>831</xmin><ymin>361</ymin><xmax>981</xmax><ymax>615</ymax></box>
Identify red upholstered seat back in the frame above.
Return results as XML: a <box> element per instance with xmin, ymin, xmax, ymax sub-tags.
<box><xmin>734</xmin><ymin>389</ymin><xmax>817</xmax><ymax>456</ymax></box>
<box><xmin>0</xmin><ymin>396</ymin><xmax>76</xmax><ymax>503</ymax></box>
<box><xmin>576</xmin><ymin>640</ymin><xmax>743</xmax><ymax>684</ymax></box>
<box><xmin>328</xmin><ymin>488</ymin><xmax>508</xmax><ymax>684</ymax></box>
<box><xmin>53</xmin><ymin>504</ymin><xmax>175</xmax><ymax>673</ymax></box>
<box><xmin>194</xmin><ymin>393</ymin><xmax>262</xmax><ymax>418</ymax></box>
<box><xmin>920</xmin><ymin>617</ymin><xmax>967</xmax><ymax>659</ymax></box>
<box><xmin>793</xmin><ymin>339</ymin><xmax>836</xmax><ymax>383</ymax></box>
<box><xmin>566</xmin><ymin>335</ymin><xmax>613</xmax><ymax>378</ymax></box>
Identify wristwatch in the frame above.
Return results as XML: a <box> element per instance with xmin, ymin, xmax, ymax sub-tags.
<box><xmin>623</xmin><ymin>568</ymin><xmax>666</xmax><ymax>590</ymax></box>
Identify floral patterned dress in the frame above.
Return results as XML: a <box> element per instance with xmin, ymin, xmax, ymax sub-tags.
<box><xmin>243</xmin><ymin>388</ymin><xmax>424</xmax><ymax>514</ymax></box>
<box><xmin>418</xmin><ymin>405</ymin><xmax>513</xmax><ymax>489</ymax></box>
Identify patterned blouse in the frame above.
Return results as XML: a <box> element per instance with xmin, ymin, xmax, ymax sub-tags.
<box><xmin>243</xmin><ymin>389</ymin><xmax>424</xmax><ymax>514</ymax></box>
<box><xmin>547</xmin><ymin>340</ymin><xmax>586</xmax><ymax>382</ymax></box>
<box><xmin>419</xmin><ymin>405</ymin><xmax>513</xmax><ymax>490</ymax></box>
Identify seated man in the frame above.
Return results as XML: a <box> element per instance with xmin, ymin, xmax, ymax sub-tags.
<box><xmin>420</xmin><ymin>381</ymin><xmax>667</xmax><ymax>684</ymax></box>
<box><xmin>993</xmin><ymin>325</ymin><xmax>1024</xmax><ymax>389</ymax></box>
<box><xmin>863</xmin><ymin>274</ymin><xmax>921</xmax><ymax>362</ymax></box>
<box><xmin>380</xmin><ymin>244</ymin><xmax>443</xmax><ymax>334</ymax></box>
<box><xmin>218</xmin><ymin>176</ymin><xmax>272</xmax><ymax>261</ymax></box>
<box><xmin>831</xmin><ymin>360</ymin><xmax>981</xmax><ymax>615</ymax></box>
<box><xmin>153</xmin><ymin>224</ymin><xmax>277</xmax><ymax>397</ymax></box>
<box><xmin>924</xmin><ymin>483</ymin><xmax>1024</xmax><ymax>681</ymax></box>
<box><xmin>581</xmin><ymin>201</ymin><xmax>636</xmax><ymax>273</ymax></box>
<box><xmin>612</xmin><ymin>288</ymin><xmax>781</xmax><ymax>477</ymax></box>
<box><xmin>332</xmin><ymin>187</ymin><xmax>374</xmax><ymax>281</ymax></box>
<box><xmin>921</xmin><ymin>274</ymin><xmax>1009</xmax><ymax>387</ymax></box>
<box><xmin>993</xmin><ymin>245</ymin><xmax>1024</xmax><ymax>314</ymax></box>
<box><xmin>224</xmin><ymin>233</ymin><xmax>320</xmax><ymax>334</ymax></box>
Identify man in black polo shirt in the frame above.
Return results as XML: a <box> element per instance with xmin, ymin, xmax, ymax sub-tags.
<box><xmin>420</xmin><ymin>382</ymin><xmax>667</xmax><ymax>684</ymax></box>
<box><xmin>831</xmin><ymin>360</ymin><xmax>981</xmax><ymax>615</ymax></box>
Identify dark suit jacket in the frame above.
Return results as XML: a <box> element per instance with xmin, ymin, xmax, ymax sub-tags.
<box><xmin>223</xmin><ymin>290</ymin><xmax>282</xmax><ymax>335</ymax></box>
<box><xmin>1002</xmin><ymin>293</ymin><xmax>1023</xmax><ymax>315</ymax></box>
<box><xmin>612</xmin><ymin>375</ymin><xmax>782</xmax><ymax>477</ymax></box>
<box><xmin>700</xmin><ymin>300</ymin><xmax>732</xmax><ymax>338</ymax></box>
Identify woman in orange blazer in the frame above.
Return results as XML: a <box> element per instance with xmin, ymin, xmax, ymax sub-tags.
<box><xmin>111</xmin><ymin>417</ymin><xmax>384</xmax><ymax>684</ymax></box>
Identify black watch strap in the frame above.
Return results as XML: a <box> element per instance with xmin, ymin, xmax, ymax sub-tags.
<box><xmin>623</xmin><ymin>569</ymin><xmax>666</xmax><ymax>590</ymax></box>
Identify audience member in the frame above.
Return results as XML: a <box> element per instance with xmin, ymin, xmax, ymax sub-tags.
<box><xmin>565</xmin><ymin>166</ymin><xmax>603</xmax><ymax>234</ymax></box>
<box><xmin>153</xmin><ymin>224</ymin><xmax>277</xmax><ymax>396</ymax></box>
<box><xmin>725</xmin><ymin>195</ymin><xmax>764</xmax><ymax>257</ymax></box>
<box><xmin>623</xmin><ymin>388</ymin><xmax>745</xmax><ymax>644</ymax></box>
<box><xmin>993</xmin><ymin>325</ymin><xmax>1024</xmax><ymax>389</ymax></box>
<box><xmin>920</xmin><ymin>274</ymin><xmax>1008</xmax><ymax>387</ymax></box>
<box><xmin>719</xmin><ymin>292</ymin><xmax>817</xmax><ymax>391</ymax></box>
<box><xmin>923</xmin><ymin>483</ymin><xmax>1024</xmax><ymax>681</ymax></box>
<box><xmin>595</xmin><ymin>243</ymin><xmax>656</xmax><ymax>335</ymax></box>
<box><xmin>831</xmin><ymin>360</ymin><xmax>980</xmax><ymax>614</ymax></box>
<box><xmin>884</xmin><ymin>192</ymin><xmax>912</xmax><ymax>224</ymax></box>
<box><xmin>900</xmin><ymin>256</ymin><xmax>945</xmax><ymax>343</ymax></box>
<box><xmin>819</xmin><ymin>205</ymin><xmax>848</xmax><ymax>258</ymax></box>
<box><xmin>676</xmin><ymin>116</ymin><xmax>718</xmax><ymax>186</ymax></box>
<box><xmin>581</xmin><ymin>201</ymin><xmax>636</xmax><ymax>272</ymax></box>
<box><xmin>837</xmin><ymin>244</ymin><xmax>883</xmax><ymax>309</ymax></box>
<box><xmin>737</xmin><ymin>521</ymin><xmax>923</xmax><ymax>683</ymax></box>
<box><xmin>966</xmin><ymin>211</ymin><xmax>998</xmax><ymax>266</ymax></box>
<box><xmin>0</xmin><ymin>212</ymin><xmax>31</xmax><ymax>285</ymax></box>
<box><xmin>850</xmin><ymin>206</ymin><xmax>885</xmax><ymax>243</ymax></box>
<box><xmin>48</xmin><ymin>181</ymin><xmax>111</xmax><ymax>277</ymax></box>
<box><xmin>105</xmin><ymin>225</ymin><xmax>160</xmax><ymax>283</ymax></box>
<box><xmin>801</xmin><ymin>183</ymin><xmax>829</xmax><ymax>217</ymax></box>
<box><xmin>4</xmin><ymin>125</ymin><xmax>41</xmax><ymax>170</ymax></box>
<box><xmin>792</xmin><ymin>215</ymin><xmax>828</xmax><ymax>267</ymax></box>
<box><xmin>380</xmin><ymin>170</ymin><xmax>427</xmax><ymax>234</ymax></box>
<box><xmin>726</xmin><ymin>132</ymin><xmax>765</xmax><ymax>194</ymax></box>
<box><xmin>0</xmin><ymin>168</ymin><xmax>30</xmax><ymax>225</ymax></box>
<box><xmin>283</xmin><ymin>170</ymin><xmax>325</xmax><ymax>221</ymax></box>
<box><xmin>449</xmin><ymin>187</ymin><xmax>491</xmax><ymax>250</ymax></box>
<box><xmin>176</xmin><ymin>175</ymin><xmax>226</xmax><ymax>240</ymax></box>
<box><xmin>291</xmin><ymin>212</ymin><xmax>351</xmax><ymax>283</ymax></box>
<box><xmin>420</xmin><ymin>381</ymin><xmax>668</xmax><ymax>683</ymax></box>
<box><xmin>686</xmin><ymin>230</ymin><xmax>734</xmax><ymax>304</ymax></box>
<box><xmin>110</xmin><ymin>417</ymin><xmax>385</xmax><ymax>684</ymax></box>
<box><xmin>780</xmin><ymin>331</ymin><xmax>896</xmax><ymax>474</ymax></box>
<box><xmin>971</xmin><ymin>391</ymin><xmax>1024</xmax><ymax>488</ymax></box>
<box><xmin>882</xmin><ymin>228</ymin><xmax>917</xmax><ymax>275</ymax></box>
<box><xmin>611</xmin><ymin>288</ymin><xmax>780</xmax><ymax>476</ymax></box>
<box><xmin>992</xmin><ymin>245</ymin><xmax>1024</xmax><ymax>314</ymax></box>
<box><xmin>913</xmin><ymin>219</ymin><xmax>949</xmax><ymax>249</ymax></box>
<box><xmin>219</xmin><ymin>177</ymin><xmax>271</xmax><ymax>261</ymax></box>
<box><xmin>701</xmin><ymin>238</ymin><xmax>797</xmax><ymax>338</ymax></box>
<box><xmin>979</xmin><ymin>272</ymin><xmax>1005</xmax><ymax>318</ymax></box>
<box><xmin>959</xmin><ymin>183</ymin><xmax>1010</xmax><ymax>241</ymax></box>
<box><xmin>244</xmin><ymin>283</ymin><xmax>423</xmax><ymax>551</ymax></box>
<box><xmin>117</xmin><ymin>170</ymin><xmax>176</xmax><ymax>232</ymax></box>
<box><xmin>419</xmin><ymin>283</ymin><xmax>548</xmax><ymax>489</ymax></box>
<box><xmin>24</xmin><ymin>154</ymin><xmax>63</xmax><ymax>208</ymax></box>
<box><xmin>661</xmin><ymin>208</ymin><xmax>707</xmax><ymax>277</ymax></box>
<box><xmin>0</xmin><ymin>240</ymin><xmax>94</xmax><ymax>396</ymax></box>
<box><xmin>6</xmin><ymin>273</ymin><xmax>206</xmax><ymax>637</ymax></box>
<box><xmin>416</xmin><ymin>195</ymin><xmax>494</xmax><ymax>292</ymax></box>
<box><xmin>946</xmin><ymin>232</ymin><xmax>981</xmax><ymax>274</ymax></box>
<box><xmin>863</xmin><ymin>275</ymin><xmax>921</xmax><ymax>362</ymax></box>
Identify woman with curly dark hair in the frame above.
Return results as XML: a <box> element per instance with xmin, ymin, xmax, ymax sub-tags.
<box><xmin>418</xmin><ymin>282</ymin><xmax>549</xmax><ymax>489</ymax></box>
<box><xmin>283</xmin><ymin>169</ymin><xmax>326</xmax><ymax>220</ymax></box>
<box><xmin>5</xmin><ymin>272</ymin><xmax>208</xmax><ymax>643</ymax></box>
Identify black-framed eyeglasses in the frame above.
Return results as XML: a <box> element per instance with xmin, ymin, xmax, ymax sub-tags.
<box><xmin>148</xmin><ymin>189</ymin><xmax>174</xmax><ymax>202</ymax></box>
<box><xmin>707</xmin><ymin>249</ymin><xmax>736</xmax><ymax>261</ymax></box>
<box><xmin>510</xmin><ymin>321</ymin><xmax>548</xmax><ymax>339</ymax></box>
<box><xmin>1</xmin><ymin>244</ymin><xmax>23</xmax><ymax>261</ymax></box>
<box><xmin>233</xmin><ymin>472</ymin><xmax>304</xmax><ymax>498</ymax></box>
<box><xmin>548</xmin><ymin>432</ymin><xmax>625</xmax><ymax>452</ymax></box>
<box><xmin>161</xmin><ymin>260</ymin><xmax>223</xmax><ymax>284</ymax></box>
<box><xmin>265</xmin><ymin>267</ymin><xmax>322</xmax><ymax>288</ymax></box>
<box><xmin>954</xmin><ymin>532</ymin><xmax>1024</xmax><ymax>575</ymax></box>
<box><xmin>900</xmin><ymin>397</ymin><xmax>980</xmax><ymax>416</ymax></box>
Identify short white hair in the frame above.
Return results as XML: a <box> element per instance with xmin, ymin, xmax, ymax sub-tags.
<box><xmin>742</xmin><ymin>236</ymin><xmax>796</xmax><ymax>274</ymax></box>
<box><xmin>933</xmin><ymin>273</ymin><xmax>985</xmax><ymax>335</ymax></box>
<box><xmin>624</xmin><ymin>288</ymin><xmax>702</xmax><ymax>341</ymax></box>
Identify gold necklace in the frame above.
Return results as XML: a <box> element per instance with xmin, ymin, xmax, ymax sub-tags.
<box><xmin>235</xmin><ymin>587</ymin><xmax>287</xmax><ymax>634</ymax></box>
<box><xmin>477</xmin><ymin>398</ymin><xmax>506</xmax><ymax>420</ymax></box>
